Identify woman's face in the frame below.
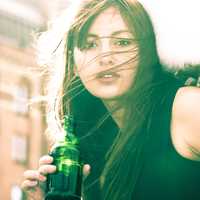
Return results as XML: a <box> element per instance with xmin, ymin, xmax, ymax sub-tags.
<box><xmin>74</xmin><ymin>6</ymin><xmax>138</xmax><ymax>100</ymax></box>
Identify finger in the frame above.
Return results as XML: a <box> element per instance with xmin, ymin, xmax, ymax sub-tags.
<box><xmin>21</xmin><ymin>180</ymin><xmax>38</xmax><ymax>190</ymax></box>
<box><xmin>197</xmin><ymin>76</ymin><xmax>200</xmax><ymax>87</ymax></box>
<box><xmin>83</xmin><ymin>164</ymin><xmax>91</xmax><ymax>178</ymax></box>
<box><xmin>23</xmin><ymin>170</ymin><xmax>46</xmax><ymax>182</ymax></box>
<box><xmin>38</xmin><ymin>165</ymin><xmax>56</xmax><ymax>175</ymax></box>
<box><xmin>184</xmin><ymin>77</ymin><xmax>197</xmax><ymax>86</ymax></box>
<box><xmin>21</xmin><ymin>181</ymin><xmax>44</xmax><ymax>200</ymax></box>
<box><xmin>39</xmin><ymin>155</ymin><xmax>53</xmax><ymax>166</ymax></box>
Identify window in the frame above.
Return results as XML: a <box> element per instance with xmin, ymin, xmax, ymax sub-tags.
<box><xmin>13</xmin><ymin>78</ymin><xmax>31</xmax><ymax>115</ymax></box>
<box><xmin>11</xmin><ymin>135</ymin><xmax>27</xmax><ymax>164</ymax></box>
<box><xmin>0</xmin><ymin>11</ymin><xmax>37</xmax><ymax>48</ymax></box>
<box><xmin>13</xmin><ymin>85</ymin><xmax>29</xmax><ymax>114</ymax></box>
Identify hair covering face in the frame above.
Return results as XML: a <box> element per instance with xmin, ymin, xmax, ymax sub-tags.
<box><xmin>138</xmin><ymin>0</ymin><xmax>200</xmax><ymax>69</ymax></box>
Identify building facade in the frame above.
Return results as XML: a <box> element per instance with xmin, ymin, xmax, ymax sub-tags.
<box><xmin>0</xmin><ymin>1</ymin><xmax>47</xmax><ymax>199</ymax></box>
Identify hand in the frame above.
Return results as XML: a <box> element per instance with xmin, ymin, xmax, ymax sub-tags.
<box><xmin>184</xmin><ymin>76</ymin><xmax>200</xmax><ymax>87</ymax></box>
<box><xmin>174</xmin><ymin>65</ymin><xmax>200</xmax><ymax>87</ymax></box>
<box><xmin>21</xmin><ymin>155</ymin><xmax>91</xmax><ymax>200</ymax></box>
<box><xmin>21</xmin><ymin>155</ymin><xmax>56</xmax><ymax>200</ymax></box>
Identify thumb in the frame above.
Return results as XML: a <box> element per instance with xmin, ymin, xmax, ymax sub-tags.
<box><xmin>83</xmin><ymin>164</ymin><xmax>91</xmax><ymax>180</ymax></box>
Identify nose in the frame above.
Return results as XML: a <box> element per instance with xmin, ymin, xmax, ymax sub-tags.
<box><xmin>99</xmin><ymin>55</ymin><xmax>114</xmax><ymax>66</ymax></box>
<box><xmin>99</xmin><ymin>39</ymin><xmax>114</xmax><ymax>66</ymax></box>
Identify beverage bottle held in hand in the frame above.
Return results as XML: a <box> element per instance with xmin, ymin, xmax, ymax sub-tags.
<box><xmin>45</xmin><ymin>115</ymin><xmax>83</xmax><ymax>200</ymax></box>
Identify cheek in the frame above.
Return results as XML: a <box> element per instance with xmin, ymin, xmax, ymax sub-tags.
<box><xmin>114</xmin><ymin>52</ymin><xmax>138</xmax><ymax>67</ymax></box>
<box><xmin>74</xmin><ymin>49</ymin><xmax>96</xmax><ymax>76</ymax></box>
<box><xmin>120</xmin><ymin>68</ymin><xmax>136</xmax><ymax>88</ymax></box>
<box><xmin>74</xmin><ymin>48</ymin><xmax>86</xmax><ymax>73</ymax></box>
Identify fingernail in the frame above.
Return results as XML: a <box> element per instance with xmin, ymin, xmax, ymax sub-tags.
<box><xmin>30</xmin><ymin>181</ymin><xmax>38</xmax><ymax>186</ymax></box>
<box><xmin>48</xmin><ymin>156</ymin><xmax>53</xmax><ymax>161</ymax></box>
<box><xmin>84</xmin><ymin>164</ymin><xmax>91</xmax><ymax>171</ymax></box>
<box><xmin>185</xmin><ymin>77</ymin><xmax>196</xmax><ymax>86</ymax></box>
<box><xmin>197</xmin><ymin>78</ymin><xmax>200</xmax><ymax>87</ymax></box>
<box><xmin>48</xmin><ymin>165</ymin><xmax>56</xmax><ymax>173</ymax></box>
<box><xmin>39</xmin><ymin>175</ymin><xmax>47</xmax><ymax>182</ymax></box>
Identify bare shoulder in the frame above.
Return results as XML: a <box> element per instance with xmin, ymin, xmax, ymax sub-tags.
<box><xmin>171</xmin><ymin>86</ymin><xmax>200</xmax><ymax>161</ymax></box>
<box><xmin>173</xmin><ymin>86</ymin><xmax>200</xmax><ymax>119</ymax></box>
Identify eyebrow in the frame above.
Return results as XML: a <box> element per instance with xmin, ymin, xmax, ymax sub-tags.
<box><xmin>87</xmin><ymin>30</ymin><xmax>132</xmax><ymax>38</ymax></box>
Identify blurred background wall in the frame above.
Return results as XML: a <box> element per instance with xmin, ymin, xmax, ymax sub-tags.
<box><xmin>0</xmin><ymin>0</ymin><xmax>71</xmax><ymax>199</ymax></box>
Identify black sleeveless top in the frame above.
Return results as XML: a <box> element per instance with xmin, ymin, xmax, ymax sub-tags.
<box><xmin>133</xmin><ymin>89</ymin><xmax>200</xmax><ymax>200</ymax></box>
<box><xmin>71</xmin><ymin>78</ymin><xmax>200</xmax><ymax>200</ymax></box>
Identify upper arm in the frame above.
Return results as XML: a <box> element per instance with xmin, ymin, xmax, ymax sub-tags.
<box><xmin>171</xmin><ymin>86</ymin><xmax>200</xmax><ymax>160</ymax></box>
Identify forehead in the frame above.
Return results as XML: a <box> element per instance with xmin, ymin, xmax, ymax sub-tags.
<box><xmin>88</xmin><ymin>6</ymin><xmax>129</xmax><ymax>36</ymax></box>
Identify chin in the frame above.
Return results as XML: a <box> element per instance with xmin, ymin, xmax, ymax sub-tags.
<box><xmin>91</xmin><ymin>91</ymin><xmax>125</xmax><ymax>100</ymax></box>
<box><xmin>84</xmin><ymin>84</ymin><xmax>129</xmax><ymax>100</ymax></box>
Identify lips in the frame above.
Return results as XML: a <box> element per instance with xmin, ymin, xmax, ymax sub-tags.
<box><xmin>95</xmin><ymin>70</ymin><xmax>120</xmax><ymax>84</ymax></box>
<box><xmin>96</xmin><ymin>71</ymin><xmax>120</xmax><ymax>78</ymax></box>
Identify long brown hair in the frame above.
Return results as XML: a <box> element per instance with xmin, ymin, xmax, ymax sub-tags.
<box><xmin>37</xmin><ymin>0</ymin><xmax>181</xmax><ymax>199</ymax></box>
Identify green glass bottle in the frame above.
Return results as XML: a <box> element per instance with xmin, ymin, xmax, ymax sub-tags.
<box><xmin>45</xmin><ymin>115</ymin><xmax>83</xmax><ymax>200</ymax></box>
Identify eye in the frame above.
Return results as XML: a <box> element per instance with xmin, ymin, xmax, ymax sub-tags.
<box><xmin>81</xmin><ymin>41</ymin><xmax>98</xmax><ymax>50</ymax></box>
<box><xmin>114</xmin><ymin>38</ymin><xmax>134</xmax><ymax>47</ymax></box>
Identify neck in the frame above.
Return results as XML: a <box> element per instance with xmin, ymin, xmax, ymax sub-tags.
<box><xmin>102</xmin><ymin>99</ymin><xmax>124</xmax><ymax>129</ymax></box>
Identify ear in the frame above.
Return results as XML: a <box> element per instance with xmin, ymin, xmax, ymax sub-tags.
<box><xmin>73</xmin><ymin>66</ymin><xmax>79</xmax><ymax>77</ymax></box>
<box><xmin>73</xmin><ymin>48</ymin><xmax>79</xmax><ymax>77</ymax></box>
<box><xmin>73</xmin><ymin>47</ymin><xmax>85</xmax><ymax>77</ymax></box>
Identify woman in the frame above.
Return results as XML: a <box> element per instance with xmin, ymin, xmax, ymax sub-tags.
<box><xmin>22</xmin><ymin>0</ymin><xmax>200</xmax><ymax>199</ymax></box>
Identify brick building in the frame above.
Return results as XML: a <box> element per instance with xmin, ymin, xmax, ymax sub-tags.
<box><xmin>0</xmin><ymin>0</ymin><xmax>72</xmax><ymax>199</ymax></box>
<box><xmin>0</xmin><ymin>1</ymin><xmax>47</xmax><ymax>199</ymax></box>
